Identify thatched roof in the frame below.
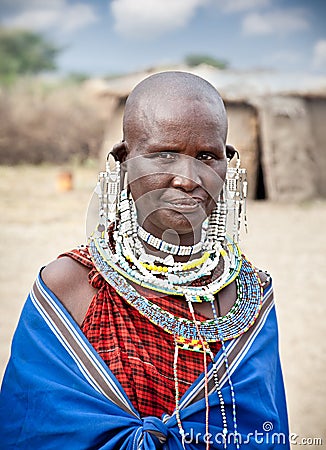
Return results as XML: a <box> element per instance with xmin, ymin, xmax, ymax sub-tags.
<box><xmin>84</xmin><ymin>65</ymin><xmax>326</xmax><ymax>102</ymax></box>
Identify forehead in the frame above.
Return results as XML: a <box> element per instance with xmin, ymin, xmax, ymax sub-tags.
<box><xmin>150</xmin><ymin>94</ymin><xmax>218</xmax><ymax>119</ymax></box>
<box><xmin>127</xmin><ymin>96</ymin><xmax>226</xmax><ymax>147</ymax></box>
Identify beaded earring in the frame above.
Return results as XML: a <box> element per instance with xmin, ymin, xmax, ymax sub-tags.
<box><xmin>205</xmin><ymin>187</ymin><xmax>227</xmax><ymax>252</ymax></box>
<box><xmin>95</xmin><ymin>152</ymin><xmax>121</xmax><ymax>235</ymax></box>
<box><xmin>225</xmin><ymin>150</ymin><xmax>248</xmax><ymax>244</ymax></box>
<box><xmin>191</xmin><ymin>148</ymin><xmax>247</xmax><ymax>253</ymax></box>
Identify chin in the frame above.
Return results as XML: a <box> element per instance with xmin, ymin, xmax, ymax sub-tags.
<box><xmin>151</xmin><ymin>209</ymin><xmax>206</xmax><ymax>236</ymax></box>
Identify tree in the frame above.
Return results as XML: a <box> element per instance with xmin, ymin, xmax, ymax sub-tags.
<box><xmin>185</xmin><ymin>54</ymin><xmax>229</xmax><ymax>70</ymax></box>
<box><xmin>0</xmin><ymin>29</ymin><xmax>61</xmax><ymax>84</ymax></box>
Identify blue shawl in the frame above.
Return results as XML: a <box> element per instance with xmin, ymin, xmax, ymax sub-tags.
<box><xmin>0</xmin><ymin>273</ymin><xmax>289</xmax><ymax>449</ymax></box>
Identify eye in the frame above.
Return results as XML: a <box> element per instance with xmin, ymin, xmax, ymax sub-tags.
<box><xmin>157</xmin><ymin>151</ymin><xmax>178</xmax><ymax>160</ymax></box>
<box><xmin>197</xmin><ymin>152</ymin><xmax>217</xmax><ymax>161</ymax></box>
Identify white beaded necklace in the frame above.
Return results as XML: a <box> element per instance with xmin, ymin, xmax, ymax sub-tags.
<box><xmin>138</xmin><ymin>225</ymin><xmax>203</xmax><ymax>256</ymax></box>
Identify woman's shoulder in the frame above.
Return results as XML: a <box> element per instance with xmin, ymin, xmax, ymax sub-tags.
<box><xmin>42</xmin><ymin>256</ymin><xmax>89</xmax><ymax>292</ymax></box>
<box><xmin>41</xmin><ymin>256</ymin><xmax>97</xmax><ymax>326</ymax></box>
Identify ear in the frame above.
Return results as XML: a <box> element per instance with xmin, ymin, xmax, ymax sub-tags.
<box><xmin>110</xmin><ymin>141</ymin><xmax>128</xmax><ymax>162</ymax></box>
<box><xmin>226</xmin><ymin>144</ymin><xmax>237</xmax><ymax>161</ymax></box>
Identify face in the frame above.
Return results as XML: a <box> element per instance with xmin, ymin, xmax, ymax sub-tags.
<box><xmin>123</xmin><ymin>98</ymin><xmax>227</xmax><ymax>241</ymax></box>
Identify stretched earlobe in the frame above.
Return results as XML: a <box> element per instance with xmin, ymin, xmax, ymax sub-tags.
<box><xmin>226</xmin><ymin>144</ymin><xmax>237</xmax><ymax>161</ymax></box>
<box><xmin>110</xmin><ymin>141</ymin><xmax>128</xmax><ymax>163</ymax></box>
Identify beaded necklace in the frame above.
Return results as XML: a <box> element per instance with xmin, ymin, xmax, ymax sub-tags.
<box><xmin>138</xmin><ymin>250</ymin><xmax>210</xmax><ymax>273</ymax></box>
<box><xmin>138</xmin><ymin>225</ymin><xmax>203</xmax><ymax>256</ymax></box>
<box><xmin>117</xmin><ymin>236</ymin><xmax>225</xmax><ymax>287</ymax></box>
<box><xmin>116</xmin><ymin>237</ymin><xmax>238</xmax><ymax>294</ymax></box>
<box><xmin>92</xmin><ymin>225</ymin><xmax>242</xmax><ymax>301</ymax></box>
<box><xmin>89</xmin><ymin>238</ymin><xmax>262</xmax><ymax>348</ymax></box>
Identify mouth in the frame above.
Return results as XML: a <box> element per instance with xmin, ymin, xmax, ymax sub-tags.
<box><xmin>164</xmin><ymin>196</ymin><xmax>206</xmax><ymax>212</ymax></box>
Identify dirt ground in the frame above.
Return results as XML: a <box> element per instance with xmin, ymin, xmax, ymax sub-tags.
<box><xmin>0</xmin><ymin>165</ymin><xmax>325</xmax><ymax>448</ymax></box>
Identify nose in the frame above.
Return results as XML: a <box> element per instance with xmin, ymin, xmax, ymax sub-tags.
<box><xmin>171</xmin><ymin>158</ymin><xmax>202</xmax><ymax>191</ymax></box>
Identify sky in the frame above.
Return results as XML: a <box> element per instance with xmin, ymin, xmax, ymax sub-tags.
<box><xmin>0</xmin><ymin>0</ymin><xmax>326</xmax><ymax>77</ymax></box>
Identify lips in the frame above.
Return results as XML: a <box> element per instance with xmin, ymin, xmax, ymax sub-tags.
<box><xmin>169</xmin><ymin>198</ymin><xmax>198</xmax><ymax>206</ymax></box>
<box><xmin>163</xmin><ymin>195</ymin><xmax>207</xmax><ymax>211</ymax></box>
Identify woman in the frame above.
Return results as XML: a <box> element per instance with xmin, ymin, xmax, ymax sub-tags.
<box><xmin>0</xmin><ymin>72</ymin><xmax>289</xmax><ymax>449</ymax></box>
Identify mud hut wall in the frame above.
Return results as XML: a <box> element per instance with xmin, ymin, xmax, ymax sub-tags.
<box><xmin>258</xmin><ymin>96</ymin><xmax>316</xmax><ymax>201</ymax></box>
<box><xmin>225</xmin><ymin>102</ymin><xmax>259</xmax><ymax>199</ymax></box>
<box><xmin>305</xmin><ymin>97</ymin><xmax>326</xmax><ymax>197</ymax></box>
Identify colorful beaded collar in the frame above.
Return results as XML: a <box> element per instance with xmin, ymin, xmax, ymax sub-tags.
<box><xmin>89</xmin><ymin>230</ymin><xmax>242</xmax><ymax>299</ymax></box>
<box><xmin>88</xmin><ymin>238</ymin><xmax>263</xmax><ymax>344</ymax></box>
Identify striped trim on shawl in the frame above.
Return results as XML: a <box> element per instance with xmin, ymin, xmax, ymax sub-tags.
<box><xmin>31</xmin><ymin>276</ymin><xmax>138</xmax><ymax>418</ymax></box>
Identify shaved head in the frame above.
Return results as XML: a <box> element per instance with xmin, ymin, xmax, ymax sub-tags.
<box><xmin>122</xmin><ymin>71</ymin><xmax>228</xmax><ymax>150</ymax></box>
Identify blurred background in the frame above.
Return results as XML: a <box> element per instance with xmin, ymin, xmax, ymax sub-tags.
<box><xmin>0</xmin><ymin>1</ymin><xmax>325</xmax><ymax>448</ymax></box>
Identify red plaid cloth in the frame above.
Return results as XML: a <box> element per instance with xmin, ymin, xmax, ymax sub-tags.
<box><xmin>61</xmin><ymin>247</ymin><xmax>221</xmax><ymax>418</ymax></box>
